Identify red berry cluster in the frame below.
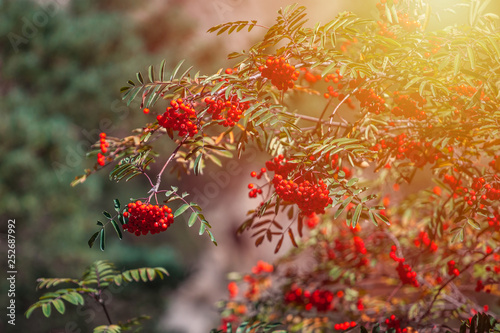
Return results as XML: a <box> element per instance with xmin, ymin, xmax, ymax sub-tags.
<box><xmin>390</xmin><ymin>246</ymin><xmax>419</xmax><ymax>287</ymax></box>
<box><xmin>259</xmin><ymin>56</ymin><xmax>299</xmax><ymax>92</ymax></box>
<box><xmin>247</xmin><ymin>183</ymin><xmax>262</xmax><ymax>198</ymax></box>
<box><xmin>204</xmin><ymin>96</ymin><xmax>249</xmax><ymax>127</ymax></box>
<box><xmin>475</xmin><ymin>279</ymin><xmax>486</xmax><ymax>292</ymax></box>
<box><xmin>443</xmin><ymin>173</ymin><xmax>462</xmax><ymax>191</ymax></box>
<box><xmin>372</xmin><ymin>134</ymin><xmax>442</xmax><ymax>168</ymax></box>
<box><xmin>354</xmin><ymin>88</ymin><xmax>386</xmax><ymax>114</ymax></box>
<box><xmin>340</xmin><ymin>37</ymin><xmax>358</xmax><ymax>53</ymax></box>
<box><xmin>471</xmin><ymin>177</ymin><xmax>500</xmax><ymax>202</ymax></box>
<box><xmin>385</xmin><ymin>314</ymin><xmax>408</xmax><ymax>333</ymax></box>
<box><xmin>427</xmin><ymin>37</ymin><xmax>442</xmax><ymax>56</ymax></box>
<box><xmin>391</xmin><ymin>92</ymin><xmax>427</xmax><ymax>120</ymax></box>
<box><xmin>376</xmin><ymin>20</ymin><xmax>395</xmax><ymax>39</ymax></box>
<box><xmin>413</xmin><ymin>231</ymin><xmax>438</xmax><ymax>252</ymax></box>
<box><xmin>300</xmin><ymin>67</ymin><xmax>321</xmax><ymax>84</ymax></box>
<box><xmin>267</xmin><ymin>155</ymin><xmax>333</xmax><ymax>215</ymax></box>
<box><xmin>248</xmin><ymin>168</ymin><xmax>267</xmax><ymax>198</ymax></box>
<box><xmin>448</xmin><ymin>82</ymin><xmax>490</xmax><ymax>118</ymax></box>
<box><xmin>305</xmin><ymin>212</ymin><xmax>320</xmax><ymax>229</ymax></box>
<box><xmin>377</xmin><ymin>1</ymin><xmax>420</xmax><ymax>35</ymax></box>
<box><xmin>321</xmin><ymin>70</ymin><xmax>355</xmax><ymax>109</ymax></box>
<box><xmin>447</xmin><ymin>260</ymin><xmax>460</xmax><ymax>276</ymax></box>
<box><xmin>122</xmin><ymin>201</ymin><xmax>174</xmax><ymax>236</ymax></box>
<box><xmin>228</xmin><ymin>281</ymin><xmax>238</xmax><ymax>299</ymax></box>
<box><xmin>488</xmin><ymin>212</ymin><xmax>500</xmax><ymax>231</ymax></box>
<box><xmin>97</xmin><ymin>132</ymin><xmax>109</xmax><ymax>166</ymax></box>
<box><xmin>273</xmin><ymin>174</ymin><xmax>331</xmax><ymax>216</ymax></box>
<box><xmin>251</xmin><ymin>260</ymin><xmax>274</xmax><ymax>274</ymax></box>
<box><xmin>334</xmin><ymin>321</ymin><xmax>357</xmax><ymax>331</ymax></box>
<box><xmin>284</xmin><ymin>285</ymin><xmax>335</xmax><ymax>312</ymax></box>
<box><xmin>329</xmin><ymin>233</ymin><xmax>369</xmax><ymax>268</ymax></box>
<box><xmin>157</xmin><ymin>98</ymin><xmax>198</xmax><ymax>137</ymax></box>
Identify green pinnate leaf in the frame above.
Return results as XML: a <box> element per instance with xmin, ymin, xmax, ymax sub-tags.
<box><xmin>174</xmin><ymin>204</ymin><xmax>190</xmax><ymax>218</ymax></box>
<box><xmin>41</xmin><ymin>303</ymin><xmax>51</xmax><ymax>317</ymax></box>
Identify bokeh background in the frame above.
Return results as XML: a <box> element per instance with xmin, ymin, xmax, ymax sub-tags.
<box><xmin>1</xmin><ymin>0</ymin><xmax>500</xmax><ymax>332</ymax></box>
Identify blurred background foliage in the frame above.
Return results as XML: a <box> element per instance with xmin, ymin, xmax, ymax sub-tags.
<box><xmin>0</xmin><ymin>0</ymin><xmax>219</xmax><ymax>331</ymax></box>
<box><xmin>1</xmin><ymin>0</ymin><xmax>500</xmax><ymax>332</ymax></box>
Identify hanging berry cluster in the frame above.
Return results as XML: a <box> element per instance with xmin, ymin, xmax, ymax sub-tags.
<box><xmin>443</xmin><ymin>173</ymin><xmax>462</xmax><ymax>191</ymax></box>
<box><xmin>372</xmin><ymin>134</ymin><xmax>442</xmax><ymax>168</ymax></box>
<box><xmin>447</xmin><ymin>260</ymin><xmax>460</xmax><ymax>276</ymax></box>
<box><xmin>329</xmin><ymin>232</ymin><xmax>369</xmax><ymax>268</ymax></box>
<box><xmin>157</xmin><ymin>98</ymin><xmax>198</xmax><ymax>137</ymax></box>
<box><xmin>259</xmin><ymin>56</ymin><xmax>299</xmax><ymax>92</ymax></box>
<box><xmin>413</xmin><ymin>231</ymin><xmax>438</xmax><ymax>252</ymax></box>
<box><xmin>390</xmin><ymin>246</ymin><xmax>419</xmax><ymax>287</ymax></box>
<box><xmin>334</xmin><ymin>321</ymin><xmax>357</xmax><ymax>331</ymax></box>
<box><xmin>122</xmin><ymin>201</ymin><xmax>174</xmax><ymax>236</ymax></box>
<box><xmin>266</xmin><ymin>155</ymin><xmax>332</xmax><ymax>216</ymax></box>
<box><xmin>204</xmin><ymin>96</ymin><xmax>249</xmax><ymax>127</ymax></box>
<box><xmin>391</xmin><ymin>92</ymin><xmax>427</xmax><ymax>120</ymax></box>
<box><xmin>488</xmin><ymin>212</ymin><xmax>500</xmax><ymax>231</ymax></box>
<box><xmin>97</xmin><ymin>132</ymin><xmax>109</xmax><ymax>166</ymax></box>
<box><xmin>251</xmin><ymin>260</ymin><xmax>274</xmax><ymax>274</ymax></box>
<box><xmin>385</xmin><ymin>315</ymin><xmax>408</xmax><ymax>333</ymax></box>
<box><xmin>322</xmin><ymin>70</ymin><xmax>355</xmax><ymax>109</ymax></box>
<box><xmin>376</xmin><ymin>1</ymin><xmax>420</xmax><ymax>35</ymax></box>
<box><xmin>354</xmin><ymin>88</ymin><xmax>386</xmax><ymax>115</ymax></box>
<box><xmin>284</xmin><ymin>285</ymin><xmax>335</xmax><ymax>312</ymax></box>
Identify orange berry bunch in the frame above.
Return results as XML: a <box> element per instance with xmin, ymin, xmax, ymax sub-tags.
<box><xmin>334</xmin><ymin>321</ymin><xmax>357</xmax><ymax>331</ymax></box>
<box><xmin>248</xmin><ymin>168</ymin><xmax>267</xmax><ymax>198</ymax></box>
<box><xmin>300</xmin><ymin>67</ymin><xmax>321</xmax><ymax>84</ymax></box>
<box><xmin>227</xmin><ymin>281</ymin><xmax>238</xmax><ymax>299</ymax></box>
<box><xmin>376</xmin><ymin>1</ymin><xmax>420</xmax><ymax>35</ymax></box>
<box><xmin>322</xmin><ymin>69</ymin><xmax>355</xmax><ymax>109</ymax></box>
<box><xmin>413</xmin><ymin>231</ymin><xmax>438</xmax><ymax>252</ymax></box>
<box><xmin>266</xmin><ymin>155</ymin><xmax>333</xmax><ymax>215</ymax></box>
<box><xmin>371</xmin><ymin>134</ymin><xmax>442</xmax><ymax>168</ymax></box>
<box><xmin>284</xmin><ymin>285</ymin><xmax>335</xmax><ymax>312</ymax></box>
<box><xmin>251</xmin><ymin>260</ymin><xmax>274</xmax><ymax>274</ymax></box>
<box><xmin>488</xmin><ymin>212</ymin><xmax>500</xmax><ymax>231</ymax></box>
<box><xmin>385</xmin><ymin>315</ymin><xmax>408</xmax><ymax>333</ymax></box>
<box><xmin>97</xmin><ymin>132</ymin><xmax>109</xmax><ymax>166</ymax></box>
<box><xmin>447</xmin><ymin>260</ymin><xmax>460</xmax><ymax>276</ymax></box>
<box><xmin>390</xmin><ymin>246</ymin><xmax>419</xmax><ymax>287</ymax></box>
<box><xmin>204</xmin><ymin>96</ymin><xmax>249</xmax><ymax>127</ymax></box>
<box><xmin>259</xmin><ymin>56</ymin><xmax>299</xmax><ymax>92</ymax></box>
<box><xmin>273</xmin><ymin>174</ymin><xmax>332</xmax><ymax>216</ymax></box>
<box><xmin>305</xmin><ymin>212</ymin><xmax>320</xmax><ymax>229</ymax></box>
<box><xmin>122</xmin><ymin>200</ymin><xmax>174</xmax><ymax>236</ymax></box>
<box><xmin>331</xmin><ymin>234</ymin><xmax>369</xmax><ymax>268</ymax></box>
<box><xmin>391</xmin><ymin>92</ymin><xmax>427</xmax><ymax>120</ymax></box>
<box><xmin>443</xmin><ymin>173</ymin><xmax>462</xmax><ymax>191</ymax></box>
<box><xmin>355</xmin><ymin>88</ymin><xmax>386</xmax><ymax>115</ymax></box>
<box><xmin>157</xmin><ymin>98</ymin><xmax>198</xmax><ymax>137</ymax></box>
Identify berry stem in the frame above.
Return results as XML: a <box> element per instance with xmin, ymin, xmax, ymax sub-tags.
<box><xmin>327</xmin><ymin>86</ymin><xmax>360</xmax><ymax>132</ymax></box>
<box><xmin>100</xmin><ymin>298</ymin><xmax>113</xmax><ymax>325</ymax></box>
<box><xmin>148</xmin><ymin>134</ymin><xmax>189</xmax><ymax>201</ymax></box>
